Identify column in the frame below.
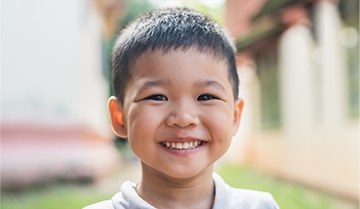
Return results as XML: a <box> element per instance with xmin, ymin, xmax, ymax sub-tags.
<box><xmin>314</xmin><ymin>0</ymin><xmax>347</xmax><ymax>128</ymax></box>
<box><xmin>279</xmin><ymin>24</ymin><xmax>316</xmax><ymax>135</ymax></box>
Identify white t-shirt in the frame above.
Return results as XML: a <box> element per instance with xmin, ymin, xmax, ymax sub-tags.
<box><xmin>83</xmin><ymin>173</ymin><xmax>280</xmax><ymax>209</ymax></box>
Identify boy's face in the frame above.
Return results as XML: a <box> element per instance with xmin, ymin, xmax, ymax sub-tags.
<box><xmin>109</xmin><ymin>48</ymin><xmax>243</xmax><ymax>179</ymax></box>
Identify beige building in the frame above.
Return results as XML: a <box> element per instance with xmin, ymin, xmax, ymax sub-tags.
<box><xmin>225</xmin><ymin>0</ymin><xmax>359</xmax><ymax>201</ymax></box>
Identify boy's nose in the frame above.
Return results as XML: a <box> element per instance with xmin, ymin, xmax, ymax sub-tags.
<box><xmin>165</xmin><ymin>101</ymin><xmax>199</xmax><ymax>128</ymax></box>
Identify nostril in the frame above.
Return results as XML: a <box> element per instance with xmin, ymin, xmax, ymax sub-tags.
<box><xmin>165</xmin><ymin>112</ymin><xmax>199</xmax><ymax>127</ymax></box>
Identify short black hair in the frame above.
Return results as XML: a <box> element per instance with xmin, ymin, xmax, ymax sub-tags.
<box><xmin>112</xmin><ymin>7</ymin><xmax>239</xmax><ymax>104</ymax></box>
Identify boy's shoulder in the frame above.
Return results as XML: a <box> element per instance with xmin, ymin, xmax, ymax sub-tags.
<box><xmin>82</xmin><ymin>200</ymin><xmax>114</xmax><ymax>209</ymax></box>
<box><xmin>213</xmin><ymin>173</ymin><xmax>280</xmax><ymax>209</ymax></box>
<box><xmin>82</xmin><ymin>181</ymin><xmax>153</xmax><ymax>209</ymax></box>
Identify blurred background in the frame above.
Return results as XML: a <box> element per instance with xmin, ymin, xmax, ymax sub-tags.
<box><xmin>1</xmin><ymin>0</ymin><xmax>359</xmax><ymax>208</ymax></box>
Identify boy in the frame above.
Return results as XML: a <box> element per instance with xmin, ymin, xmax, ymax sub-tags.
<box><xmin>84</xmin><ymin>7</ymin><xmax>280</xmax><ymax>209</ymax></box>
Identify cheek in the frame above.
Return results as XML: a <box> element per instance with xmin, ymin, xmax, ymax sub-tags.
<box><xmin>203</xmin><ymin>111</ymin><xmax>233</xmax><ymax>160</ymax></box>
<box><xmin>125</xmin><ymin>107</ymin><xmax>157</xmax><ymax>159</ymax></box>
<box><xmin>126</xmin><ymin>105</ymin><xmax>164</xmax><ymax>141</ymax></box>
<box><xmin>203</xmin><ymin>107</ymin><xmax>234</xmax><ymax>141</ymax></box>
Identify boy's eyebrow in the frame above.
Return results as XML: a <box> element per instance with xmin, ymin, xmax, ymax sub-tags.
<box><xmin>137</xmin><ymin>79</ymin><xmax>170</xmax><ymax>93</ymax></box>
<box><xmin>195</xmin><ymin>80</ymin><xmax>226</xmax><ymax>92</ymax></box>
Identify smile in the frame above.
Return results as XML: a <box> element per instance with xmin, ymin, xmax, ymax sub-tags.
<box><xmin>159</xmin><ymin>140</ymin><xmax>206</xmax><ymax>150</ymax></box>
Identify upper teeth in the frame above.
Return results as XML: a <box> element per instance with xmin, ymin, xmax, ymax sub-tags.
<box><xmin>161</xmin><ymin>140</ymin><xmax>202</xmax><ymax>150</ymax></box>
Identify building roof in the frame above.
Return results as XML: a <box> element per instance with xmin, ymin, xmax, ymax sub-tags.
<box><xmin>252</xmin><ymin>0</ymin><xmax>314</xmax><ymax>21</ymax></box>
<box><xmin>236</xmin><ymin>0</ymin><xmax>314</xmax><ymax>53</ymax></box>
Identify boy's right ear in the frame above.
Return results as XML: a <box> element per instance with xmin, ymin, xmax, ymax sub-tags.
<box><xmin>108</xmin><ymin>96</ymin><xmax>127</xmax><ymax>138</ymax></box>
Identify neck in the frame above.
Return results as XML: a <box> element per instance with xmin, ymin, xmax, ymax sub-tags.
<box><xmin>136</xmin><ymin>163</ymin><xmax>215</xmax><ymax>209</ymax></box>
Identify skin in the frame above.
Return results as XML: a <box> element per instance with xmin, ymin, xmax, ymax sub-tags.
<box><xmin>108</xmin><ymin>47</ymin><xmax>244</xmax><ymax>209</ymax></box>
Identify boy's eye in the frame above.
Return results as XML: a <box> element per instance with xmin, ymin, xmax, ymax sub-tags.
<box><xmin>145</xmin><ymin>94</ymin><xmax>168</xmax><ymax>101</ymax></box>
<box><xmin>197</xmin><ymin>94</ymin><xmax>217</xmax><ymax>101</ymax></box>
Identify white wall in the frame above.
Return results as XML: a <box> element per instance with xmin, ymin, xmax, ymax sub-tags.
<box><xmin>2</xmin><ymin>0</ymin><xmax>109</xmax><ymax>133</ymax></box>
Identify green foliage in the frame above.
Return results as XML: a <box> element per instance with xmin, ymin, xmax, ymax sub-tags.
<box><xmin>121</xmin><ymin>0</ymin><xmax>154</xmax><ymax>27</ymax></box>
<box><xmin>1</xmin><ymin>184</ymin><xmax>112</xmax><ymax>209</ymax></box>
<box><xmin>216</xmin><ymin>164</ymin><xmax>358</xmax><ymax>209</ymax></box>
<box><xmin>182</xmin><ymin>0</ymin><xmax>225</xmax><ymax>25</ymax></box>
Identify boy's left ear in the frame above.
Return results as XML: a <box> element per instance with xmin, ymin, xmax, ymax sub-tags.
<box><xmin>232</xmin><ymin>98</ymin><xmax>244</xmax><ymax>135</ymax></box>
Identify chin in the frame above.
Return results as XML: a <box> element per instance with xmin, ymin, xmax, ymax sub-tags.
<box><xmin>162</xmin><ymin>166</ymin><xmax>213</xmax><ymax>180</ymax></box>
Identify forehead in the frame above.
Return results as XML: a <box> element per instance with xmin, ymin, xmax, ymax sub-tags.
<box><xmin>124</xmin><ymin>48</ymin><xmax>234</xmax><ymax>99</ymax></box>
<box><xmin>130</xmin><ymin>47</ymin><xmax>229</xmax><ymax>78</ymax></box>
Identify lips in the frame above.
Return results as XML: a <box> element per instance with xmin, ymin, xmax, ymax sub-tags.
<box><xmin>159</xmin><ymin>140</ymin><xmax>206</xmax><ymax>150</ymax></box>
